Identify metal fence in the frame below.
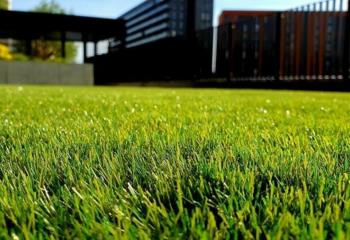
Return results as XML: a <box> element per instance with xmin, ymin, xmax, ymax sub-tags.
<box><xmin>92</xmin><ymin>0</ymin><xmax>350</xmax><ymax>85</ymax></box>
<box><xmin>213</xmin><ymin>0</ymin><xmax>350</xmax><ymax>82</ymax></box>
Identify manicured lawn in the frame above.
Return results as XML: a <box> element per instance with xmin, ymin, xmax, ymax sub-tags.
<box><xmin>0</xmin><ymin>85</ymin><xmax>350</xmax><ymax>239</ymax></box>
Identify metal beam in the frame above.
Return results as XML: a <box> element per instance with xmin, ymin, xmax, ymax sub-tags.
<box><xmin>94</xmin><ymin>41</ymin><xmax>98</xmax><ymax>56</ymax></box>
<box><xmin>61</xmin><ymin>31</ymin><xmax>66</xmax><ymax>59</ymax></box>
<box><xmin>275</xmin><ymin>12</ymin><xmax>282</xmax><ymax>81</ymax></box>
<box><xmin>83</xmin><ymin>40</ymin><xmax>88</xmax><ymax>63</ymax></box>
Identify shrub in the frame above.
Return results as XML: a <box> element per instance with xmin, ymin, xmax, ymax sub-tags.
<box><xmin>0</xmin><ymin>43</ymin><xmax>12</xmax><ymax>60</ymax></box>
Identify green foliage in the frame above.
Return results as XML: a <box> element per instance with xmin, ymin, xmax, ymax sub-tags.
<box><xmin>33</xmin><ymin>0</ymin><xmax>67</xmax><ymax>14</ymax></box>
<box><xmin>13</xmin><ymin>0</ymin><xmax>77</xmax><ymax>63</ymax></box>
<box><xmin>0</xmin><ymin>87</ymin><xmax>350</xmax><ymax>239</ymax></box>
<box><xmin>0</xmin><ymin>0</ymin><xmax>8</xmax><ymax>10</ymax></box>
<box><xmin>30</xmin><ymin>39</ymin><xmax>77</xmax><ymax>63</ymax></box>
<box><xmin>11</xmin><ymin>53</ymin><xmax>30</xmax><ymax>61</ymax></box>
<box><xmin>32</xmin><ymin>0</ymin><xmax>76</xmax><ymax>63</ymax></box>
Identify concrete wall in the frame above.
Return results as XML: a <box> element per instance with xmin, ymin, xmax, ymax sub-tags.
<box><xmin>0</xmin><ymin>61</ymin><xmax>94</xmax><ymax>85</ymax></box>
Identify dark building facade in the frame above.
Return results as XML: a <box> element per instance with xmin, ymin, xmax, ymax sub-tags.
<box><xmin>94</xmin><ymin>0</ymin><xmax>214</xmax><ymax>84</ymax></box>
<box><xmin>114</xmin><ymin>0</ymin><xmax>213</xmax><ymax>49</ymax></box>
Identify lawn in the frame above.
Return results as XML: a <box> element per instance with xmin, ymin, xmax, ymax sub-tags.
<box><xmin>0</xmin><ymin>85</ymin><xmax>350</xmax><ymax>239</ymax></box>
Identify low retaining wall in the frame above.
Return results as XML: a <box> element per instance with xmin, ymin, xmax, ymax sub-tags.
<box><xmin>0</xmin><ymin>61</ymin><xmax>94</xmax><ymax>85</ymax></box>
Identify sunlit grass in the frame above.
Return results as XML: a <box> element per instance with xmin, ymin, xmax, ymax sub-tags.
<box><xmin>0</xmin><ymin>85</ymin><xmax>350</xmax><ymax>239</ymax></box>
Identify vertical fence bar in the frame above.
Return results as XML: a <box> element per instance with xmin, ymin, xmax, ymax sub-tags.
<box><xmin>246</xmin><ymin>21</ymin><xmax>249</xmax><ymax>79</ymax></box>
<box><xmin>306</xmin><ymin>4</ymin><xmax>312</xmax><ymax>78</ymax></box>
<box><xmin>249</xmin><ymin>19</ymin><xmax>253</xmax><ymax>79</ymax></box>
<box><xmin>285</xmin><ymin>13</ymin><xmax>289</xmax><ymax>78</ymax></box>
<box><xmin>292</xmin><ymin>9</ymin><xmax>295</xmax><ymax>79</ymax></box>
<box><xmin>319</xmin><ymin>1</ymin><xmax>325</xmax><ymax>79</ymax></box>
<box><xmin>343</xmin><ymin>0</ymin><xmax>350</xmax><ymax>80</ymax></box>
<box><xmin>295</xmin><ymin>7</ymin><xmax>301</xmax><ymax>77</ymax></box>
<box><xmin>289</xmin><ymin>11</ymin><xmax>292</xmax><ymax>78</ymax></box>
<box><xmin>254</xmin><ymin>16</ymin><xmax>259</xmax><ymax>79</ymax></box>
<box><xmin>275</xmin><ymin>12</ymin><xmax>282</xmax><ymax>81</ymax></box>
<box><xmin>289</xmin><ymin>10</ymin><xmax>292</xmax><ymax>79</ymax></box>
<box><xmin>300</xmin><ymin>6</ymin><xmax>306</xmax><ymax>78</ymax></box>
<box><xmin>258</xmin><ymin>16</ymin><xmax>264</xmax><ymax>78</ymax></box>
<box><xmin>280</xmin><ymin>13</ymin><xmax>285</xmax><ymax>79</ymax></box>
<box><xmin>339</xmin><ymin>0</ymin><xmax>344</xmax><ymax>78</ymax></box>
<box><xmin>227</xmin><ymin>23</ymin><xmax>233</xmax><ymax>82</ymax></box>
<box><xmin>288</xmin><ymin>12</ymin><xmax>292</xmax><ymax>79</ymax></box>
<box><xmin>231</xmin><ymin>24</ymin><xmax>235</xmax><ymax>80</ymax></box>
<box><xmin>237</xmin><ymin>23</ymin><xmax>242</xmax><ymax>80</ymax></box>
<box><xmin>303</xmin><ymin>5</ymin><xmax>308</xmax><ymax>79</ymax></box>
<box><xmin>333</xmin><ymin>0</ymin><xmax>338</xmax><ymax>78</ymax></box>
<box><xmin>313</xmin><ymin>2</ymin><xmax>318</xmax><ymax>79</ymax></box>
<box><xmin>325</xmin><ymin>0</ymin><xmax>330</xmax><ymax>77</ymax></box>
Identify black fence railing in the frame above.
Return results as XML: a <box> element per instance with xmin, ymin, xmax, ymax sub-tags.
<box><xmin>212</xmin><ymin>0</ymin><xmax>350</xmax><ymax>82</ymax></box>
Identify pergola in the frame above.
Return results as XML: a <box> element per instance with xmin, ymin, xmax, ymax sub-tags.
<box><xmin>0</xmin><ymin>10</ymin><xmax>125</xmax><ymax>62</ymax></box>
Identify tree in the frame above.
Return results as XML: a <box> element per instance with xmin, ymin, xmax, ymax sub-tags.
<box><xmin>0</xmin><ymin>0</ymin><xmax>8</xmax><ymax>10</ymax></box>
<box><xmin>14</xmin><ymin>0</ymin><xmax>77</xmax><ymax>63</ymax></box>
<box><xmin>33</xmin><ymin>0</ymin><xmax>66</xmax><ymax>14</ymax></box>
<box><xmin>0</xmin><ymin>0</ymin><xmax>12</xmax><ymax>60</ymax></box>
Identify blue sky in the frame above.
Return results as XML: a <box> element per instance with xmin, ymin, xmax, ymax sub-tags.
<box><xmin>13</xmin><ymin>0</ymin><xmax>313</xmax><ymax>24</ymax></box>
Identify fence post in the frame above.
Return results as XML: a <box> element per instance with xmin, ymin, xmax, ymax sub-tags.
<box><xmin>343</xmin><ymin>0</ymin><xmax>350</xmax><ymax>81</ymax></box>
<box><xmin>227</xmin><ymin>23</ymin><xmax>233</xmax><ymax>82</ymax></box>
<box><xmin>275</xmin><ymin>12</ymin><xmax>282</xmax><ymax>81</ymax></box>
<box><xmin>83</xmin><ymin>38</ymin><xmax>88</xmax><ymax>63</ymax></box>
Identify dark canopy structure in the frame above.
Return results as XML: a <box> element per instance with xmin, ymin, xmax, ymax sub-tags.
<box><xmin>0</xmin><ymin>10</ymin><xmax>125</xmax><ymax>61</ymax></box>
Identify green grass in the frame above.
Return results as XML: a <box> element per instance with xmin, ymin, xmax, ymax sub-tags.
<box><xmin>0</xmin><ymin>85</ymin><xmax>350</xmax><ymax>239</ymax></box>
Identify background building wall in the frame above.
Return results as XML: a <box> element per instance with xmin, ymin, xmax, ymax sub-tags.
<box><xmin>195</xmin><ymin>0</ymin><xmax>213</xmax><ymax>30</ymax></box>
<box><xmin>116</xmin><ymin>0</ymin><xmax>214</xmax><ymax>49</ymax></box>
<box><xmin>0</xmin><ymin>61</ymin><xmax>94</xmax><ymax>85</ymax></box>
<box><xmin>120</xmin><ymin>0</ymin><xmax>172</xmax><ymax>48</ymax></box>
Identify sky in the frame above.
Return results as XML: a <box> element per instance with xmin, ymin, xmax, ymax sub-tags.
<box><xmin>12</xmin><ymin>0</ymin><xmax>314</xmax><ymax>25</ymax></box>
